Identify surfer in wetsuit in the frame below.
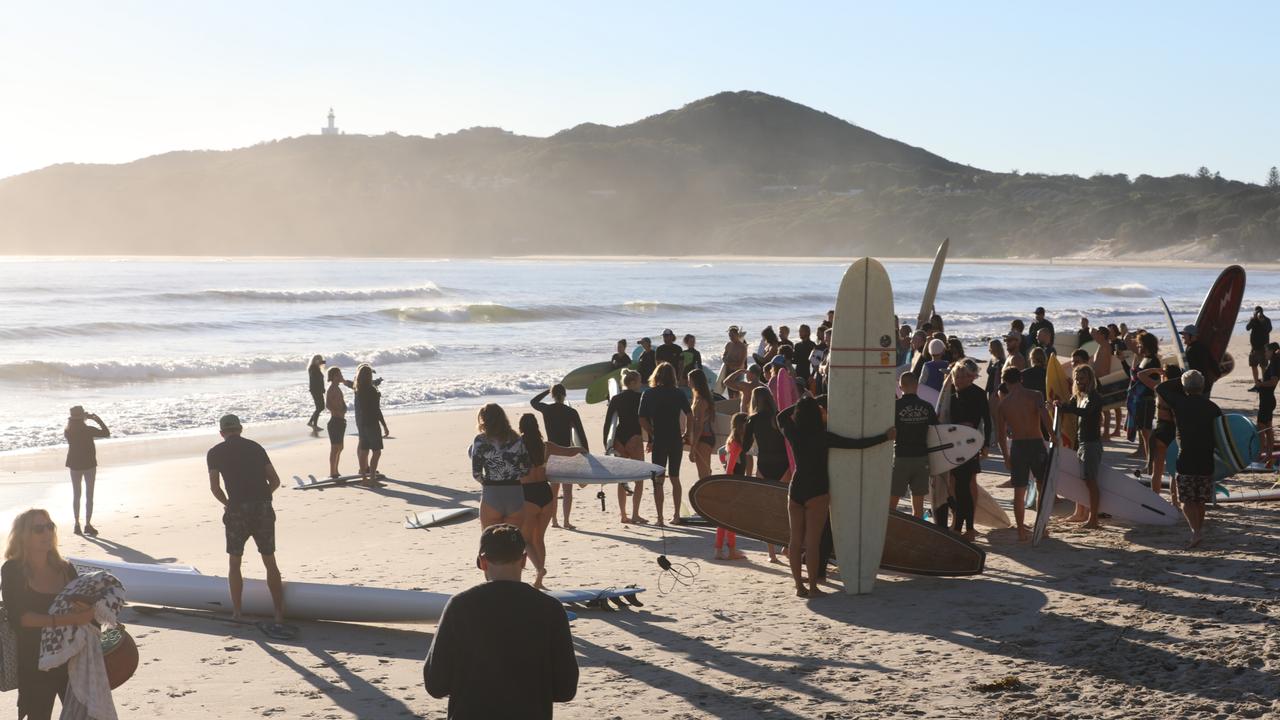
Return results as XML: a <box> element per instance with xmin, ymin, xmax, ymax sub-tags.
<box><xmin>636</xmin><ymin>337</ymin><xmax>656</xmax><ymax>384</ymax></box>
<box><xmin>682</xmin><ymin>334</ymin><xmax>703</xmax><ymax>378</ymax></box>
<box><xmin>610</xmin><ymin>339</ymin><xmax>631</xmax><ymax>370</ymax></box>
<box><xmin>531</xmin><ymin>385</ymin><xmax>589</xmax><ymax>530</ymax></box>
<box><xmin>995</xmin><ymin>365</ymin><xmax>1048</xmax><ymax>542</ymax></box>
<box><xmin>742</xmin><ymin>387</ymin><xmax>784</xmax><ymax>563</ymax></box>
<box><xmin>517</xmin><ymin>413</ymin><xmax>585</xmax><ymax>589</ymax></box>
<box><xmin>1156</xmin><ymin>369</ymin><xmax>1222</xmax><ymax>548</ymax></box>
<box><xmin>353</xmin><ymin>364</ymin><xmax>388</xmax><ymax>486</ymax></box>
<box><xmin>1056</xmin><ymin>365</ymin><xmax>1104</xmax><ymax>529</ymax></box>
<box><xmin>1247</xmin><ymin>307</ymin><xmax>1272</xmax><ymax>385</ymax></box>
<box><xmin>793</xmin><ymin>325</ymin><xmax>816</xmax><ymax>389</ymax></box>
<box><xmin>778</xmin><ymin>396</ymin><xmax>894</xmax><ymax>597</ymax></box>
<box><xmin>1254</xmin><ymin>342</ymin><xmax>1279</xmax><ymax>469</ymax></box>
<box><xmin>603</xmin><ymin>370</ymin><xmax>648</xmax><ymax>523</ymax></box>
<box><xmin>638</xmin><ymin>362</ymin><xmax>691</xmax><ymax>526</ymax></box>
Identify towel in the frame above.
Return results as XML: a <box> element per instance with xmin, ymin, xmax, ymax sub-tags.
<box><xmin>38</xmin><ymin>571</ymin><xmax>125</xmax><ymax>720</ymax></box>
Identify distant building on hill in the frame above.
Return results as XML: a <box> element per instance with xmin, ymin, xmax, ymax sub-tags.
<box><xmin>321</xmin><ymin>108</ymin><xmax>341</xmax><ymax>136</ymax></box>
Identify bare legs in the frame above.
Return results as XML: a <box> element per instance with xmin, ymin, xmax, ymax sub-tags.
<box><xmin>787</xmin><ymin>495</ymin><xmax>831</xmax><ymax>597</ymax></box>
<box><xmin>357</xmin><ymin>448</ymin><xmax>381</xmax><ymax>485</ymax></box>
<box><xmin>328</xmin><ymin>442</ymin><xmax>343</xmax><ymax>478</ymax></box>
<box><xmin>70</xmin><ymin>468</ymin><xmax>96</xmax><ymax>534</ymax></box>
<box><xmin>522</xmin><ymin>500</ymin><xmax>556</xmax><ymax>588</ymax></box>
<box><xmin>228</xmin><ymin>553</ymin><xmax>285</xmax><ymax>624</ymax></box>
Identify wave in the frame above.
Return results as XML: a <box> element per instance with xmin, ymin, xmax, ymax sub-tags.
<box><xmin>383</xmin><ymin>303</ymin><xmax>590</xmax><ymax>324</ymax></box>
<box><xmin>1095</xmin><ymin>283</ymin><xmax>1153</xmax><ymax>298</ymax></box>
<box><xmin>149</xmin><ymin>284</ymin><xmax>444</xmax><ymax>303</ymax></box>
<box><xmin>0</xmin><ymin>344</ymin><xmax>438</xmax><ymax>383</ymax></box>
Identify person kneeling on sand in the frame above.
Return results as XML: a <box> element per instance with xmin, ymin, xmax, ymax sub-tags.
<box><xmin>206</xmin><ymin>414</ymin><xmax>287</xmax><ymax>634</ymax></box>
<box><xmin>1156</xmin><ymin>370</ymin><xmax>1222</xmax><ymax>549</ymax></box>
<box><xmin>425</xmin><ymin>524</ymin><xmax>578</xmax><ymax>719</ymax></box>
<box><xmin>995</xmin><ymin>367</ymin><xmax>1051</xmax><ymax>542</ymax></box>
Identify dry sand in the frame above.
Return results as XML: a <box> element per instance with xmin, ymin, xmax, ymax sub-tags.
<box><xmin>3</xmin><ymin>336</ymin><xmax>1278</xmax><ymax>719</ymax></box>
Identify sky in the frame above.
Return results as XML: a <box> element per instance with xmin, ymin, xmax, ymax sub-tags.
<box><xmin>1</xmin><ymin>2</ymin><xmax>1277</xmax><ymax>182</ymax></box>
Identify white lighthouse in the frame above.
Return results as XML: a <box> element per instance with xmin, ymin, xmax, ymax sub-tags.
<box><xmin>321</xmin><ymin>108</ymin><xmax>340</xmax><ymax>135</ymax></box>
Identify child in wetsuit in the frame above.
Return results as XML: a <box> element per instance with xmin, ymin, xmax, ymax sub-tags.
<box><xmin>715</xmin><ymin>413</ymin><xmax>749</xmax><ymax>560</ymax></box>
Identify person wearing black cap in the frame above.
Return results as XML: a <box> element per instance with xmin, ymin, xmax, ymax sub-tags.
<box><xmin>206</xmin><ymin>414</ymin><xmax>287</xmax><ymax>631</ymax></box>
<box><xmin>1247</xmin><ymin>306</ymin><xmax>1272</xmax><ymax>385</ymax></box>
<box><xmin>1029</xmin><ymin>307</ymin><xmax>1055</xmax><ymax>349</ymax></box>
<box><xmin>635</xmin><ymin>337</ymin><xmax>656</xmax><ymax>384</ymax></box>
<box><xmin>1181</xmin><ymin>325</ymin><xmax>1218</xmax><ymax>394</ymax></box>
<box><xmin>655</xmin><ymin>329</ymin><xmax>684</xmax><ymax>386</ymax></box>
<box><xmin>425</xmin><ymin>524</ymin><xmax>578</xmax><ymax>719</ymax></box>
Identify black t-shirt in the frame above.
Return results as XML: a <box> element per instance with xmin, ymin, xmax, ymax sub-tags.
<box><xmin>1076</xmin><ymin>328</ymin><xmax>1092</xmax><ymax>349</ymax></box>
<box><xmin>1156</xmin><ymin>379</ymin><xmax>1222</xmax><ymax>476</ymax></box>
<box><xmin>610</xmin><ymin>352</ymin><xmax>631</xmax><ymax>370</ymax></box>
<box><xmin>1248</xmin><ymin>316</ymin><xmax>1272</xmax><ymax>349</ymax></box>
<box><xmin>894</xmin><ymin>394</ymin><xmax>938</xmax><ymax>458</ymax></box>
<box><xmin>207</xmin><ymin>435</ymin><xmax>273</xmax><ymax>504</ymax></box>
<box><xmin>654</xmin><ymin>343</ymin><xmax>683</xmax><ymax>375</ymax></box>
<box><xmin>65</xmin><ymin>421</ymin><xmax>108</xmax><ymax>470</ymax></box>
<box><xmin>1022</xmin><ymin>366</ymin><xmax>1047</xmax><ymax>397</ymax></box>
<box><xmin>638</xmin><ymin>386</ymin><xmax>690</xmax><ymax>442</ymax></box>
<box><xmin>792</xmin><ymin>339</ymin><xmax>816</xmax><ymax>379</ymax></box>
<box><xmin>637</xmin><ymin>350</ymin><xmax>656</xmax><ymax>383</ymax></box>
<box><xmin>1185</xmin><ymin>340</ymin><xmax>1218</xmax><ymax>386</ymax></box>
<box><xmin>424</xmin><ymin>580</ymin><xmax>578</xmax><ymax>720</ymax></box>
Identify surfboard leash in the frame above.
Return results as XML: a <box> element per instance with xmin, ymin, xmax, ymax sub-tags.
<box><xmin>654</xmin><ymin>478</ymin><xmax>701</xmax><ymax>594</ymax></box>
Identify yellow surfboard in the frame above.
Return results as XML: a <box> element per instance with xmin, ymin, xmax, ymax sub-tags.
<box><xmin>1045</xmin><ymin>354</ymin><xmax>1076</xmax><ymax>448</ymax></box>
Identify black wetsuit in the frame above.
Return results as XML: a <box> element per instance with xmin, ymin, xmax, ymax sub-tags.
<box><xmin>778</xmin><ymin>399</ymin><xmax>889</xmax><ymax>505</ymax></box>
<box><xmin>1076</xmin><ymin>328</ymin><xmax>1092</xmax><ymax>349</ymax></box>
<box><xmin>743</xmin><ymin>413</ymin><xmax>789</xmax><ymax>481</ymax></box>
<box><xmin>1185</xmin><ymin>339</ymin><xmax>1218</xmax><ymax>393</ymax></box>
<box><xmin>531</xmin><ymin>390</ymin><xmax>588</xmax><ymax>450</ymax></box>
<box><xmin>603</xmin><ymin>389</ymin><xmax>643</xmax><ymax>447</ymax></box>
<box><xmin>610</xmin><ymin>352</ymin><xmax>632</xmax><ymax>370</ymax></box>
<box><xmin>1259</xmin><ymin>358</ymin><xmax>1279</xmax><ymax>424</ymax></box>
<box><xmin>948</xmin><ymin>384</ymin><xmax>992</xmax><ymax>534</ymax></box>
<box><xmin>637</xmin><ymin>349</ymin><xmax>656</xmax><ymax>384</ymax></box>
<box><xmin>1060</xmin><ymin>390</ymin><xmax>1103</xmax><ymax>444</ymax></box>
<box><xmin>308</xmin><ymin>364</ymin><xmax>325</xmax><ymax>426</ymax></box>
<box><xmin>793</xmin><ymin>339</ymin><xmax>816</xmax><ymax>382</ymax></box>
<box><xmin>985</xmin><ymin>358</ymin><xmax>1004</xmax><ymax>398</ymax></box>
<box><xmin>638</xmin><ymin>385</ymin><xmax>690</xmax><ymax>476</ymax></box>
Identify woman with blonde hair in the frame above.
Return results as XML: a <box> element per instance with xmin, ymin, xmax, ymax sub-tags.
<box><xmin>469</xmin><ymin>404</ymin><xmax>531</xmax><ymax>528</ymax></box>
<box><xmin>2</xmin><ymin>509</ymin><xmax>95</xmax><ymax>720</ymax></box>
<box><xmin>1056</xmin><ymin>364</ymin><xmax>1104</xmax><ymax>528</ymax></box>
<box><xmin>517</xmin><ymin>413</ymin><xmax>585</xmax><ymax>588</ymax></box>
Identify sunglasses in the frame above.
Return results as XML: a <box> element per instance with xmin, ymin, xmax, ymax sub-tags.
<box><xmin>30</xmin><ymin>522</ymin><xmax>56</xmax><ymax>534</ymax></box>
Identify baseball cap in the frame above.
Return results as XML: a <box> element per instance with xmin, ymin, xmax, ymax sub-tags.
<box><xmin>927</xmin><ymin>339</ymin><xmax>946</xmax><ymax>356</ymax></box>
<box><xmin>1181</xmin><ymin>325</ymin><xmax>1198</xmax><ymax>336</ymax></box>
<box><xmin>770</xmin><ymin>355</ymin><xmax>788</xmax><ymax>367</ymax></box>
<box><xmin>219</xmin><ymin>414</ymin><xmax>243</xmax><ymax>432</ymax></box>
<box><xmin>637</xmin><ymin>337</ymin><xmax>651</xmax><ymax>345</ymax></box>
<box><xmin>478</xmin><ymin>523</ymin><xmax>526</xmax><ymax>564</ymax></box>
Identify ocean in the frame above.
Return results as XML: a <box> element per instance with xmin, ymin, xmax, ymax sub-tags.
<box><xmin>2</xmin><ymin>257</ymin><xmax>1274</xmax><ymax>452</ymax></box>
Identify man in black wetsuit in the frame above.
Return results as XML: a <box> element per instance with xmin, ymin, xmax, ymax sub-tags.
<box><xmin>635</xmin><ymin>337</ymin><xmax>656</xmax><ymax>384</ymax></box>
<box><xmin>638</xmin><ymin>362</ymin><xmax>691</xmax><ymax>526</ymax></box>
<box><xmin>531</xmin><ymin>385</ymin><xmax>589</xmax><ymax>530</ymax></box>
<box><xmin>793</xmin><ymin>325</ymin><xmax>816</xmax><ymax>389</ymax></box>
<box><xmin>610</xmin><ymin>339</ymin><xmax>631</xmax><ymax>370</ymax></box>
<box><xmin>654</xmin><ymin>329</ymin><xmax>684</xmax><ymax>387</ymax></box>
<box><xmin>1181</xmin><ymin>325</ymin><xmax>1218</xmax><ymax>395</ymax></box>
<box><xmin>891</xmin><ymin>372</ymin><xmax>937</xmax><ymax>518</ymax></box>
<box><xmin>1156</xmin><ymin>369</ymin><xmax>1221</xmax><ymax>548</ymax></box>
<box><xmin>1029</xmin><ymin>307</ymin><xmax>1055</xmax><ymax>348</ymax></box>
<box><xmin>425</xmin><ymin>524</ymin><xmax>578</xmax><ymax>719</ymax></box>
<box><xmin>947</xmin><ymin>361</ymin><xmax>992</xmax><ymax>540</ymax></box>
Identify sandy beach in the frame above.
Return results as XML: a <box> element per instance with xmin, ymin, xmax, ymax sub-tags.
<box><xmin>3</xmin><ymin>334</ymin><xmax>1278</xmax><ymax>719</ymax></box>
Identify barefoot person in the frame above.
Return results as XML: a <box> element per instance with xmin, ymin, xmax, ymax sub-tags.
<box><xmin>1156</xmin><ymin>370</ymin><xmax>1222</xmax><ymax>548</ymax></box>
<box><xmin>713</xmin><ymin>413</ymin><xmax>749</xmax><ymax>561</ymax></box>
<box><xmin>743</xmin><ymin>386</ymin><xmax>786</xmax><ymax>563</ymax></box>
<box><xmin>517</xmin><ymin>414</ymin><xmax>585</xmax><ymax>589</ymax></box>
<box><xmin>1138</xmin><ymin>364</ymin><xmax>1182</xmax><ymax>500</ymax></box>
<box><xmin>638</xmin><ymin>362</ymin><xmax>691</xmax><ymax>526</ymax></box>
<box><xmin>779</xmin><ymin>395</ymin><xmax>894</xmax><ymax>597</ymax></box>
<box><xmin>1056</xmin><ymin>365</ymin><xmax>1103</xmax><ymax>528</ymax></box>
<box><xmin>603</xmin><ymin>370</ymin><xmax>647</xmax><ymax>523</ymax></box>
<box><xmin>531</xmin><ymin>384</ymin><xmax>588</xmax><ymax>530</ymax></box>
<box><xmin>325</xmin><ymin>367</ymin><xmax>348</xmax><ymax>478</ymax></box>
<box><xmin>686</xmin><ymin>368</ymin><xmax>716</xmax><ymax>481</ymax></box>
<box><xmin>470</xmin><ymin>404</ymin><xmax>531</xmax><ymax>530</ymax></box>
<box><xmin>1247</xmin><ymin>307</ymin><xmax>1272</xmax><ymax>385</ymax></box>
<box><xmin>719</xmin><ymin>325</ymin><xmax>748</xmax><ymax>397</ymax></box>
<box><xmin>206</xmin><ymin>415</ymin><xmax>287</xmax><ymax>630</ymax></box>
<box><xmin>63</xmin><ymin>406</ymin><xmax>109</xmax><ymax>536</ymax></box>
<box><xmin>353</xmin><ymin>364</ymin><xmax>388</xmax><ymax>485</ymax></box>
<box><xmin>306</xmin><ymin>354</ymin><xmax>325</xmax><ymax>429</ymax></box>
<box><xmin>424</xmin><ymin>524</ymin><xmax>578</xmax><ymax>719</ymax></box>
<box><xmin>1253</xmin><ymin>343</ymin><xmax>1278</xmax><ymax>469</ymax></box>
<box><xmin>995</xmin><ymin>366</ymin><xmax>1050</xmax><ymax>542</ymax></box>
<box><xmin>3</xmin><ymin>509</ymin><xmax>96</xmax><ymax>720</ymax></box>
<box><xmin>947</xmin><ymin>361</ymin><xmax>993</xmax><ymax>540</ymax></box>
<box><xmin>891</xmin><ymin>373</ymin><xmax>936</xmax><ymax>519</ymax></box>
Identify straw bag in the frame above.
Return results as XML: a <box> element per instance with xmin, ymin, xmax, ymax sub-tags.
<box><xmin>0</xmin><ymin>605</ymin><xmax>17</xmax><ymax>692</ymax></box>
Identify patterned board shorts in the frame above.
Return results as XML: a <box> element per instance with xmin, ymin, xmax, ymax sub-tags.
<box><xmin>223</xmin><ymin>500</ymin><xmax>276</xmax><ymax>556</ymax></box>
<box><xmin>1175</xmin><ymin>474</ymin><xmax>1215</xmax><ymax>504</ymax></box>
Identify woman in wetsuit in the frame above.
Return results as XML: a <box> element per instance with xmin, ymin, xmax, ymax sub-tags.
<box><xmin>743</xmin><ymin>386</ymin><xmax>786</xmax><ymax>563</ymax></box>
<box><xmin>603</xmin><ymin>370</ymin><xmax>648</xmax><ymax>523</ymax></box>
<box><xmin>531</xmin><ymin>384</ymin><xmax>589</xmax><ymax>530</ymax></box>
<box><xmin>1254</xmin><ymin>343</ymin><xmax>1278</xmax><ymax>470</ymax></box>
<box><xmin>470</xmin><ymin>404</ymin><xmax>532</xmax><ymax>529</ymax></box>
<box><xmin>518</xmin><ymin>413</ymin><xmax>584</xmax><ymax>589</ymax></box>
<box><xmin>1130</xmin><ymin>332</ymin><xmax>1160</xmax><ymax>470</ymax></box>
<box><xmin>778</xmin><ymin>396</ymin><xmax>894</xmax><ymax>597</ymax></box>
<box><xmin>307</xmin><ymin>355</ymin><xmax>325</xmax><ymax>428</ymax></box>
<box><xmin>686</xmin><ymin>368</ymin><xmax>716</xmax><ymax>481</ymax></box>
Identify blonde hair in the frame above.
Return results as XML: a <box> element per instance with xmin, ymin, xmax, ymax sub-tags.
<box><xmin>5</xmin><ymin>508</ymin><xmax>67</xmax><ymax>571</ymax></box>
<box><xmin>1072</xmin><ymin>365</ymin><xmax>1096</xmax><ymax>402</ymax></box>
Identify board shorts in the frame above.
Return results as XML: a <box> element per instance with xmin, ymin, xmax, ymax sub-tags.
<box><xmin>327</xmin><ymin>417</ymin><xmax>346</xmax><ymax>446</ymax></box>
<box><xmin>224</xmin><ymin>500</ymin><xmax>276</xmax><ymax>556</ymax></box>
<box><xmin>1077</xmin><ymin>441</ymin><xmax>1103</xmax><ymax>483</ymax></box>
<box><xmin>1010</xmin><ymin>439</ymin><xmax>1047</xmax><ymax>488</ymax></box>
<box><xmin>1175</xmin><ymin>474</ymin><xmax>1215</xmax><ymax>504</ymax></box>
<box><xmin>1131</xmin><ymin>396</ymin><xmax>1155</xmax><ymax>431</ymax></box>
<box><xmin>651</xmin><ymin>439</ymin><xmax>683</xmax><ymax>478</ymax></box>
<box><xmin>522</xmin><ymin>481</ymin><xmax>554</xmax><ymax>508</ymax></box>
<box><xmin>357</xmin><ymin>422</ymin><xmax>383</xmax><ymax>451</ymax></box>
<box><xmin>1249</xmin><ymin>348</ymin><xmax>1266</xmax><ymax>369</ymax></box>
<box><xmin>1152</xmin><ymin>420</ymin><xmax>1177</xmax><ymax>448</ymax></box>
<box><xmin>482</xmin><ymin>484</ymin><xmax>525</xmax><ymax>515</ymax></box>
<box><xmin>891</xmin><ymin>455</ymin><xmax>930</xmax><ymax>497</ymax></box>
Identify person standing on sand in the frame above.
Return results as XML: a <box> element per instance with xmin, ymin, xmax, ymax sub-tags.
<box><xmin>686</xmin><ymin>368</ymin><xmax>717</xmax><ymax>483</ymax></box>
<box><xmin>604</xmin><ymin>370</ymin><xmax>648</xmax><ymax>523</ymax></box>
<box><xmin>1029</xmin><ymin>307</ymin><xmax>1055</xmax><ymax>348</ymax></box>
<box><xmin>995</xmin><ymin>366</ymin><xmax>1050</xmax><ymax>542</ymax></box>
<box><xmin>743</xmin><ymin>387</ymin><xmax>785</xmax><ymax>562</ymax></box>
<box><xmin>470</xmin><ymin>404</ymin><xmax>531</xmax><ymax>529</ymax></box>
<box><xmin>714</xmin><ymin>412</ymin><xmax>750</xmax><ymax>561</ymax></box>
<box><xmin>985</xmin><ymin>340</ymin><xmax>1006</xmax><ymax>399</ymax></box>
<box><xmin>1056</xmin><ymin>365</ymin><xmax>1104</xmax><ymax>528</ymax></box>
<box><xmin>813</xmin><ymin>327</ymin><xmax>833</xmax><ymax>394</ymax></box>
<box><xmin>424</xmin><ymin>524</ymin><xmax>578</xmax><ymax>720</ymax></box>
<box><xmin>793</xmin><ymin>324</ymin><xmax>816</xmax><ymax>388</ymax></box>
<box><xmin>1129</xmin><ymin>333</ymin><xmax>1160</xmax><ymax>468</ymax></box>
<box><xmin>306</xmin><ymin>355</ymin><xmax>325</xmax><ymax>429</ymax></box>
<box><xmin>635</xmin><ymin>337</ymin><xmax>656</xmax><ymax>384</ymax></box>
<box><xmin>531</xmin><ymin>384</ymin><xmax>588</xmax><ymax>530</ymax></box>
<box><xmin>1077</xmin><ymin>318</ymin><xmax>1092</xmax><ymax>350</ymax></box>
<box><xmin>353</xmin><ymin>364</ymin><xmax>387</xmax><ymax>486</ymax></box>
<box><xmin>779</xmin><ymin>396</ymin><xmax>894</xmax><ymax>597</ymax></box>
<box><xmin>1253</xmin><ymin>342</ymin><xmax>1279</xmax><ymax>469</ymax></box>
<box><xmin>655</xmin><ymin>329</ymin><xmax>685</xmax><ymax>387</ymax></box>
<box><xmin>638</xmin><ymin>362</ymin><xmax>691</xmax><ymax>526</ymax></box>
<box><xmin>1181</xmin><ymin>325</ymin><xmax>1219</xmax><ymax>395</ymax></box>
<box><xmin>1247</xmin><ymin>307</ymin><xmax>1272</xmax><ymax>385</ymax></box>
<box><xmin>206</xmin><ymin>414</ymin><xmax>287</xmax><ymax>631</ymax></box>
<box><xmin>1156</xmin><ymin>370</ymin><xmax>1221</xmax><ymax>548</ymax></box>
<box><xmin>908</xmin><ymin>331</ymin><xmax>928</xmax><ymax>377</ymax></box>
<box><xmin>1137</xmin><ymin>364</ymin><xmax>1181</xmax><ymax>502</ymax></box>
<box><xmin>63</xmin><ymin>406</ymin><xmax>109</xmax><ymax>536</ymax></box>
<box><xmin>719</xmin><ymin>325</ymin><xmax>748</xmax><ymax>397</ymax></box>
<box><xmin>1023</xmin><ymin>348</ymin><xmax>1047</xmax><ymax>397</ymax></box>
<box><xmin>945</xmin><ymin>361</ymin><xmax>991</xmax><ymax>540</ymax></box>
<box><xmin>1009</xmin><ymin>319</ymin><xmax>1030</xmax><ymax>359</ymax></box>
<box><xmin>682</xmin><ymin>334</ymin><xmax>703</xmax><ymax>379</ymax></box>
<box><xmin>517</xmin><ymin>413</ymin><xmax>584</xmax><ymax>589</ymax></box>
<box><xmin>325</xmin><ymin>367</ymin><xmax>348</xmax><ymax>478</ymax></box>
<box><xmin>1003</xmin><ymin>333</ymin><xmax>1027</xmax><ymax>370</ymax></box>
<box><xmin>891</xmin><ymin>372</ymin><xmax>936</xmax><ymax>519</ymax></box>
<box><xmin>610</xmin><ymin>339</ymin><xmax>631</xmax><ymax>370</ymax></box>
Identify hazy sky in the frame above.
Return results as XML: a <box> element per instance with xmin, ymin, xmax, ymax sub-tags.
<box><xmin>2</xmin><ymin>2</ymin><xmax>1277</xmax><ymax>182</ymax></box>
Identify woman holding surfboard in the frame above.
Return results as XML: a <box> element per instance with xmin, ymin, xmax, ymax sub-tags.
<box><xmin>517</xmin><ymin>413</ymin><xmax>585</xmax><ymax>589</ymax></box>
<box><xmin>604</xmin><ymin>370</ymin><xmax>649</xmax><ymax>523</ymax></box>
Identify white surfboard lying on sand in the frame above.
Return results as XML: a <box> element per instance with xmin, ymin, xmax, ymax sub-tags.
<box><xmin>1052</xmin><ymin>449</ymin><xmax>1179</xmax><ymax>525</ymax></box>
<box><xmin>546</xmin><ymin>453</ymin><xmax>663</xmax><ymax>484</ymax></box>
<box><xmin>404</xmin><ymin>507</ymin><xmax>476</xmax><ymax>529</ymax></box>
<box><xmin>69</xmin><ymin>556</ymin><xmax>451</xmax><ymax>624</ymax></box>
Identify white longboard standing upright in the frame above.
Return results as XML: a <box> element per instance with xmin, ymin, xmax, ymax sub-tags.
<box><xmin>828</xmin><ymin>258</ymin><xmax>898</xmax><ymax>595</ymax></box>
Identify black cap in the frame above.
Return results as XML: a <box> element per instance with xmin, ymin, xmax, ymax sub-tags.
<box><xmin>637</xmin><ymin>337</ymin><xmax>651</xmax><ymax>345</ymax></box>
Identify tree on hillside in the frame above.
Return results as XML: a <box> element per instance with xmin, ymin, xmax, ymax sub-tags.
<box><xmin>1195</xmin><ymin>166</ymin><xmax>1213</xmax><ymax>180</ymax></box>
<box><xmin>1267</xmin><ymin>166</ymin><xmax>1280</xmax><ymax>189</ymax></box>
